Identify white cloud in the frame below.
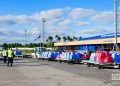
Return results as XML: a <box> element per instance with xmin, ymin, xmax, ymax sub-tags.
<box><xmin>69</xmin><ymin>8</ymin><xmax>96</xmax><ymax>20</ymax></box>
<box><xmin>0</xmin><ymin>15</ymin><xmax>16</xmax><ymax>25</ymax></box>
<box><xmin>31</xmin><ymin>27</ymin><xmax>40</xmax><ymax>35</ymax></box>
<box><xmin>75</xmin><ymin>21</ymin><xmax>90</xmax><ymax>26</ymax></box>
<box><xmin>0</xmin><ymin>15</ymin><xmax>33</xmax><ymax>25</ymax></box>
<box><xmin>91</xmin><ymin>11</ymin><xmax>114</xmax><ymax>23</ymax></box>
<box><xmin>77</xmin><ymin>28</ymin><xmax>113</xmax><ymax>37</ymax></box>
<box><xmin>59</xmin><ymin>19</ymin><xmax>71</xmax><ymax>25</ymax></box>
<box><xmin>0</xmin><ymin>7</ymin><xmax>115</xmax><ymax>43</ymax></box>
<box><xmin>32</xmin><ymin>9</ymin><xmax>64</xmax><ymax>22</ymax></box>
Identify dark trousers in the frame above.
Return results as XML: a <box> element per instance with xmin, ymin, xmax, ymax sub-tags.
<box><xmin>3</xmin><ymin>56</ymin><xmax>7</xmax><ymax>63</ymax></box>
<box><xmin>7</xmin><ymin>57</ymin><xmax>13</xmax><ymax>67</ymax></box>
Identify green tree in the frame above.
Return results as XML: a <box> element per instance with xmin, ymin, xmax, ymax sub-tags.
<box><xmin>55</xmin><ymin>35</ymin><xmax>59</xmax><ymax>41</ymax></box>
<box><xmin>57</xmin><ymin>37</ymin><xmax>61</xmax><ymax>42</ymax></box>
<box><xmin>67</xmin><ymin>36</ymin><xmax>71</xmax><ymax>41</ymax></box>
<box><xmin>73</xmin><ymin>36</ymin><xmax>79</xmax><ymax>41</ymax></box>
<box><xmin>48</xmin><ymin>36</ymin><xmax>53</xmax><ymax>42</ymax></box>
<box><xmin>79</xmin><ymin>37</ymin><xmax>82</xmax><ymax>40</ymax></box>
<box><xmin>2</xmin><ymin>43</ymin><xmax>8</xmax><ymax>48</ymax></box>
<box><xmin>48</xmin><ymin>36</ymin><xmax>53</xmax><ymax>47</ymax></box>
<box><xmin>63</xmin><ymin>36</ymin><xmax>67</xmax><ymax>42</ymax></box>
<box><xmin>55</xmin><ymin>35</ymin><xmax>61</xmax><ymax>42</ymax></box>
<box><xmin>70</xmin><ymin>38</ymin><xmax>73</xmax><ymax>41</ymax></box>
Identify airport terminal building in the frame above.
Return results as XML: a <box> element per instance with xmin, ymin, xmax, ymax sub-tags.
<box><xmin>54</xmin><ymin>33</ymin><xmax>120</xmax><ymax>51</ymax></box>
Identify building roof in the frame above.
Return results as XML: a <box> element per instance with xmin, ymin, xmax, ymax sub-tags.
<box><xmin>54</xmin><ymin>33</ymin><xmax>120</xmax><ymax>46</ymax></box>
<box><xmin>80</xmin><ymin>33</ymin><xmax>120</xmax><ymax>40</ymax></box>
<box><xmin>54</xmin><ymin>37</ymin><xmax>120</xmax><ymax>46</ymax></box>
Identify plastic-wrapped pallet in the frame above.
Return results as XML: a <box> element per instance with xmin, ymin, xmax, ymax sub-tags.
<box><xmin>44</xmin><ymin>52</ymin><xmax>48</xmax><ymax>58</ymax></box>
<box><xmin>56</xmin><ymin>52</ymin><xmax>62</xmax><ymax>60</ymax></box>
<box><xmin>104</xmin><ymin>56</ymin><xmax>113</xmax><ymax>63</ymax></box>
<box><xmin>60</xmin><ymin>52</ymin><xmax>64</xmax><ymax>60</ymax></box>
<box><xmin>90</xmin><ymin>53</ymin><xmax>96</xmax><ymax>61</ymax></box>
<box><xmin>75</xmin><ymin>53</ymin><xmax>81</xmax><ymax>60</ymax></box>
<box><xmin>61</xmin><ymin>52</ymin><xmax>67</xmax><ymax>60</ymax></box>
<box><xmin>44</xmin><ymin>52</ymin><xmax>46</xmax><ymax>57</ymax></box>
<box><xmin>112</xmin><ymin>52</ymin><xmax>120</xmax><ymax>63</ymax></box>
<box><xmin>45</xmin><ymin>52</ymin><xmax>47</xmax><ymax>57</ymax></box>
<box><xmin>69</xmin><ymin>52</ymin><xmax>73</xmax><ymax>60</ymax></box>
<box><xmin>72</xmin><ymin>52</ymin><xmax>80</xmax><ymax>60</ymax></box>
<box><xmin>51</xmin><ymin>52</ymin><xmax>57</xmax><ymax>59</ymax></box>
<box><xmin>46</xmin><ymin>52</ymin><xmax>48</xmax><ymax>58</ymax></box>
<box><xmin>50</xmin><ymin>52</ymin><xmax>55</xmax><ymax>59</ymax></box>
<box><xmin>95</xmin><ymin>51</ymin><xmax>106</xmax><ymax>63</ymax></box>
<box><xmin>43</xmin><ymin>52</ymin><xmax>45</xmax><ymax>57</ymax></box>
<box><xmin>54</xmin><ymin>52</ymin><xmax>59</xmax><ymax>59</ymax></box>
<box><xmin>72</xmin><ymin>53</ymin><xmax>76</xmax><ymax>60</ymax></box>
<box><xmin>47</xmin><ymin>52</ymin><xmax>49</xmax><ymax>58</ymax></box>
<box><xmin>47</xmin><ymin>52</ymin><xmax>50</xmax><ymax>58</ymax></box>
<box><xmin>66</xmin><ymin>52</ymin><xmax>70</xmax><ymax>60</ymax></box>
<box><xmin>62</xmin><ymin>52</ymin><xmax>66</xmax><ymax>60</ymax></box>
<box><xmin>42</xmin><ymin>52</ymin><xmax>44</xmax><ymax>57</ymax></box>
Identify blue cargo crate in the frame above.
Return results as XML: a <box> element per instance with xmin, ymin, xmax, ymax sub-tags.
<box><xmin>50</xmin><ymin>52</ymin><xmax>58</xmax><ymax>59</ymax></box>
<box><xmin>71</xmin><ymin>53</ymin><xmax>81</xmax><ymax>60</ymax></box>
<box><xmin>112</xmin><ymin>52</ymin><xmax>120</xmax><ymax>63</ymax></box>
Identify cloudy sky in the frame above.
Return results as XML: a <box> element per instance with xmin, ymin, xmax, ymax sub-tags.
<box><xmin>0</xmin><ymin>0</ymin><xmax>119</xmax><ymax>44</ymax></box>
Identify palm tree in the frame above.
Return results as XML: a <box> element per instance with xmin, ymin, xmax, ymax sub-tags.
<box><xmin>67</xmin><ymin>36</ymin><xmax>71</xmax><ymax>41</ymax></box>
<box><xmin>48</xmin><ymin>36</ymin><xmax>53</xmax><ymax>42</ymax></box>
<box><xmin>48</xmin><ymin>36</ymin><xmax>53</xmax><ymax>47</ymax></box>
<box><xmin>55</xmin><ymin>35</ymin><xmax>61</xmax><ymax>42</ymax></box>
<box><xmin>70</xmin><ymin>38</ymin><xmax>73</xmax><ymax>41</ymax></box>
<box><xmin>73</xmin><ymin>36</ymin><xmax>79</xmax><ymax>41</ymax></box>
<box><xmin>57</xmin><ymin>37</ymin><xmax>61</xmax><ymax>42</ymax></box>
<box><xmin>55</xmin><ymin>35</ymin><xmax>58</xmax><ymax>41</ymax></box>
<box><xmin>79</xmin><ymin>37</ymin><xmax>82</xmax><ymax>40</ymax></box>
<box><xmin>73</xmin><ymin>36</ymin><xmax>76</xmax><ymax>41</ymax></box>
<box><xmin>55</xmin><ymin>35</ymin><xmax>58</xmax><ymax>38</ymax></box>
<box><xmin>76</xmin><ymin>37</ymin><xmax>79</xmax><ymax>40</ymax></box>
<box><xmin>63</xmin><ymin>36</ymin><xmax>67</xmax><ymax>42</ymax></box>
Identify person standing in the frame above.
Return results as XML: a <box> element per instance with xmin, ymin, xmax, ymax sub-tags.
<box><xmin>7</xmin><ymin>48</ymin><xmax>14</xmax><ymax>67</ymax></box>
<box><xmin>2</xmin><ymin>48</ymin><xmax>8</xmax><ymax>63</ymax></box>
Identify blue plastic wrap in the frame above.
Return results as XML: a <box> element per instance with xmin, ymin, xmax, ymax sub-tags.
<box><xmin>112</xmin><ymin>53</ymin><xmax>120</xmax><ymax>63</ymax></box>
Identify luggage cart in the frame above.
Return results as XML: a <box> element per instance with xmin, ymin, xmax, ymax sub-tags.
<box><xmin>57</xmin><ymin>52</ymin><xmax>82</xmax><ymax>64</ymax></box>
<box><xmin>82</xmin><ymin>60</ymin><xmax>120</xmax><ymax>69</ymax></box>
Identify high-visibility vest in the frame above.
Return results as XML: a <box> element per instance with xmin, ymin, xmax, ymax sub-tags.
<box><xmin>2</xmin><ymin>50</ymin><xmax>8</xmax><ymax>56</ymax></box>
<box><xmin>8</xmin><ymin>50</ymin><xmax>14</xmax><ymax>58</ymax></box>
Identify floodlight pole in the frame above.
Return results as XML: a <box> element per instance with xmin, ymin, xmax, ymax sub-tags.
<box><xmin>114</xmin><ymin>0</ymin><xmax>118</xmax><ymax>52</ymax></box>
<box><xmin>25</xmin><ymin>29</ymin><xmax>27</xmax><ymax>47</ymax></box>
<box><xmin>42</xmin><ymin>18</ymin><xmax>46</xmax><ymax>48</ymax></box>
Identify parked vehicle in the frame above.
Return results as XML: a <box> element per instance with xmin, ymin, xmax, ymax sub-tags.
<box><xmin>13</xmin><ymin>48</ymin><xmax>23</xmax><ymax>57</ymax></box>
<box><xmin>31</xmin><ymin>47</ymin><xmax>46</xmax><ymax>59</ymax></box>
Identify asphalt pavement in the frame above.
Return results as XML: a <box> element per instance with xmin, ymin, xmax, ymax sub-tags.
<box><xmin>0</xmin><ymin>58</ymin><xmax>120</xmax><ymax>86</ymax></box>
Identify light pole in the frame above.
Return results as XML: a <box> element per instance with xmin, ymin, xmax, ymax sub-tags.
<box><xmin>42</xmin><ymin>18</ymin><xmax>46</xmax><ymax>48</ymax></box>
<box><xmin>25</xmin><ymin>29</ymin><xmax>27</xmax><ymax>47</ymax></box>
<box><xmin>114</xmin><ymin>0</ymin><xmax>118</xmax><ymax>52</ymax></box>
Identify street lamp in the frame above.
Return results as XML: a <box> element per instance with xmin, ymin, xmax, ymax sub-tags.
<box><xmin>25</xmin><ymin>29</ymin><xmax>27</xmax><ymax>47</ymax></box>
<box><xmin>42</xmin><ymin>18</ymin><xmax>46</xmax><ymax>48</ymax></box>
<box><xmin>114</xmin><ymin>0</ymin><xmax>118</xmax><ymax>52</ymax></box>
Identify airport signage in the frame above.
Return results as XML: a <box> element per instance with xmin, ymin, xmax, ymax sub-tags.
<box><xmin>103</xmin><ymin>40</ymin><xmax>114</xmax><ymax>43</ymax></box>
